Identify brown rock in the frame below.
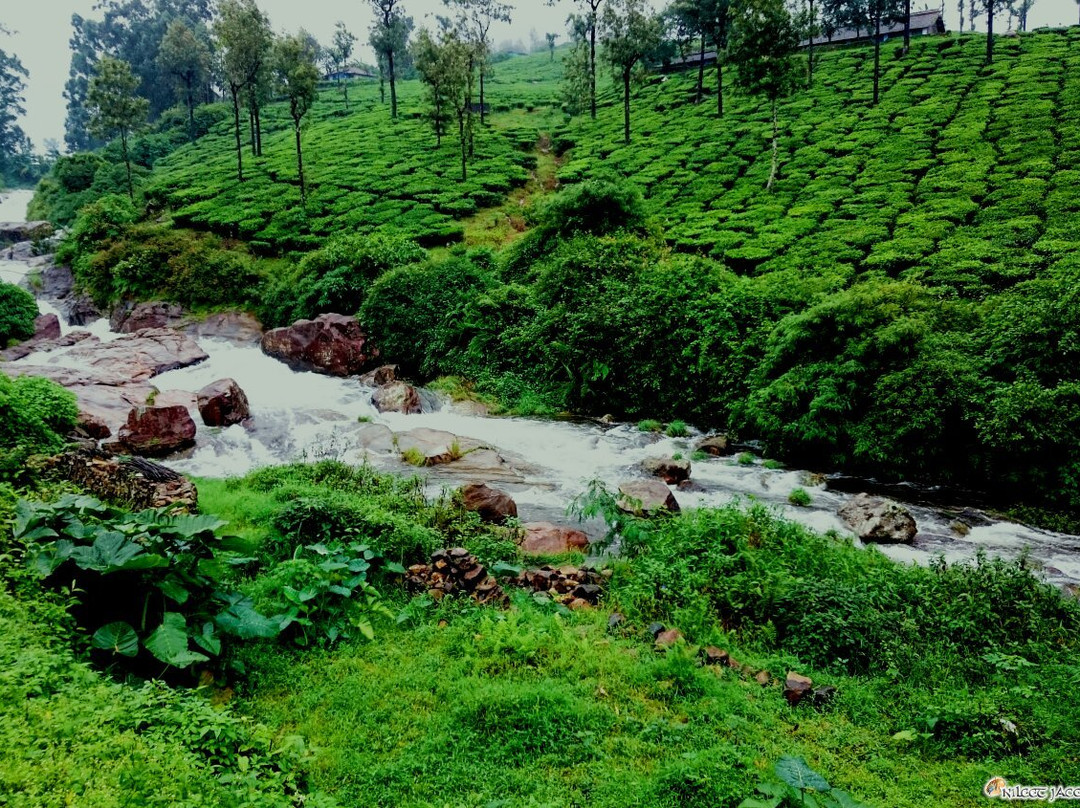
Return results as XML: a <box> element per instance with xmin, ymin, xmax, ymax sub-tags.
<box><xmin>838</xmin><ymin>493</ymin><xmax>917</xmax><ymax>544</ymax></box>
<box><xmin>116</xmin><ymin>405</ymin><xmax>197</xmax><ymax>457</ymax></box>
<box><xmin>260</xmin><ymin>313</ymin><xmax>378</xmax><ymax>376</ymax></box>
<box><xmin>520</xmin><ymin>522</ymin><xmax>589</xmax><ymax>555</ymax></box>
<box><xmin>180</xmin><ymin>312</ymin><xmax>263</xmax><ymax>345</ymax></box>
<box><xmin>111</xmin><ymin>301</ymin><xmax>184</xmax><ymax>333</ymax></box>
<box><xmin>617</xmin><ymin>479</ymin><xmax>680</xmax><ymax>516</ymax></box>
<box><xmin>696</xmin><ymin>434</ymin><xmax>730</xmax><ymax>456</ymax></box>
<box><xmin>755</xmin><ymin>670</ymin><xmax>771</xmax><ymax>686</ymax></box>
<box><xmin>567</xmin><ymin>598</ymin><xmax>592</xmax><ymax>610</ymax></box>
<box><xmin>0</xmin><ymin>220</ymin><xmax>52</xmax><ymax>244</ymax></box>
<box><xmin>783</xmin><ymin>672</ymin><xmax>814</xmax><ymax>706</ymax></box>
<box><xmin>372</xmin><ymin>381</ymin><xmax>422</xmax><ymax>414</ymax></box>
<box><xmin>460</xmin><ymin>483</ymin><xmax>518</xmax><ymax>524</ymax></box>
<box><xmin>655</xmin><ymin>628</ymin><xmax>684</xmax><ymax>648</ymax></box>
<box><xmin>642</xmin><ymin>456</ymin><xmax>691</xmax><ymax>484</ymax></box>
<box><xmin>64</xmin><ymin>328</ymin><xmax>209</xmax><ymax>381</ymax></box>
<box><xmin>33</xmin><ymin>313</ymin><xmax>61</xmax><ymax>341</ymax></box>
<box><xmin>75</xmin><ymin>411</ymin><xmax>112</xmax><ymax>440</ymax></box>
<box><xmin>358</xmin><ymin>364</ymin><xmax>399</xmax><ymax>387</ymax></box>
<box><xmin>703</xmin><ymin>646</ymin><xmax>730</xmax><ymax>666</ymax></box>
<box><xmin>196</xmin><ymin>378</ymin><xmax>250</xmax><ymax>427</ymax></box>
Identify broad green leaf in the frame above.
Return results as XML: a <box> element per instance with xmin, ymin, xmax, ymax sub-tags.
<box><xmin>192</xmin><ymin>622</ymin><xmax>222</xmax><ymax>656</ymax></box>
<box><xmin>384</xmin><ymin>561</ymin><xmax>407</xmax><ymax>574</ymax></box>
<box><xmin>775</xmin><ymin>756</ymin><xmax>830</xmax><ymax>792</ymax></box>
<box><xmin>736</xmin><ymin>798</ymin><xmax>782</xmax><ymax>808</ymax></box>
<box><xmin>156</xmin><ymin>578</ymin><xmax>190</xmax><ymax>604</ymax></box>
<box><xmin>91</xmin><ymin>622</ymin><xmax>139</xmax><ymax>657</ymax></box>
<box><xmin>145</xmin><ymin>613</ymin><xmax>207</xmax><ymax>668</ymax></box>
<box><xmin>328</xmin><ymin>585</ymin><xmax>352</xmax><ymax>597</ymax></box>
<box><xmin>827</xmin><ymin>790</ymin><xmax>872</xmax><ymax>808</ymax></box>
<box><xmin>355</xmin><ymin>619</ymin><xmax>375</xmax><ymax>641</ymax></box>
<box><xmin>215</xmin><ymin>596</ymin><xmax>284</xmax><ymax>639</ymax></box>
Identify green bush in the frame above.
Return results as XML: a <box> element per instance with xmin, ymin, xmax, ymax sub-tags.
<box><xmin>0</xmin><ymin>372</ymin><xmax>78</xmax><ymax>483</ymax></box>
<box><xmin>0</xmin><ymin>283</ymin><xmax>37</xmax><ymax>346</ymax></box>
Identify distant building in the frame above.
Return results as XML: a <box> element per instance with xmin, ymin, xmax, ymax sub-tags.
<box><xmin>326</xmin><ymin>67</ymin><xmax>376</xmax><ymax>81</ymax></box>
<box><xmin>804</xmin><ymin>9</ymin><xmax>946</xmax><ymax>48</ymax></box>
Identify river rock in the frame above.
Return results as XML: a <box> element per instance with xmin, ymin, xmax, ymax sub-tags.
<box><xmin>520</xmin><ymin>522</ymin><xmax>589</xmax><ymax>555</ymax></box>
<box><xmin>395</xmin><ymin>427</ymin><xmax>461</xmax><ymax>466</ymax></box>
<box><xmin>196</xmin><ymin>378</ymin><xmax>250</xmax><ymax>426</ymax></box>
<box><xmin>64</xmin><ymin>328</ymin><xmax>208</xmax><ymax>381</ymax></box>
<box><xmin>460</xmin><ymin>483</ymin><xmax>518</xmax><ymax>524</ymax></box>
<box><xmin>0</xmin><ymin>221</ymin><xmax>51</xmax><ymax>244</ymax></box>
<box><xmin>617</xmin><ymin>479</ymin><xmax>680</xmax><ymax>516</ymax></box>
<box><xmin>372</xmin><ymin>381</ymin><xmax>422</xmax><ymax>414</ymax></box>
<box><xmin>63</xmin><ymin>294</ymin><xmax>102</xmax><ymax>326</ymax></box>
<box><xmin>32</xmin><ymin>313</ymin><xmax>61</xmax><ymax>341</ymax></box>
<box><xmin>838</xmin><ymin>493</ymin><xmax>917</xmax><ymax>544</ymax></box>
<box><xmin>111</xmin><ymin>301</ymin><xmax>185</xmax><ymax>333</ymax></box>
<box><xmin>39</xmin><ymin>263</ymin><xmax>74</xmax><ymax>299</ymax></box>
<box><xmin>181</xmin><ymin>311</ymin><xmax>263</xmax><ymax>345</ymax></box>
<box><xmin>783</xmin><ymin>672</ymin><xmax>814</xmax><ymax>706</ymax></box>
<box><xmin>696</xmin><ymin>434</ymin><xmax>730</xmax><ymax>455</ymax></box>
<box><xmin>0</xmin><ymin>316</ymin><xmax>72</xmax><ymax>360</ymax></box>
<box><xmin>260</xmin><ymin>313</ymin><xmax>378</xmax><ymax>376</ymax></box>
<box><xmin>358</xmin><ymin>364</ymin><xmax>399</xmax><ymax>387</ymax></box>
<box><xmin>642</xmin><ymin>456</ymin><xmax>691</xmax><ymax>484</ymax></box>
<box><xmin>355</xmin><ymin>423</ymin><xmax>395</xmax><ymax>453</ymax></box>
<box><xmin>6</xmin><ymin>241</ymin><xmax>33</xmax><ymax>262</ymax></box>
<box><xmin>75</xmin><ymin>411</ymin><xmax>112</xmax><ymax>440</ymax></box>
<box><xmin>115</xmin><ymin>405</ymin><xmax>197</xmax><ymax>457</ymax></box>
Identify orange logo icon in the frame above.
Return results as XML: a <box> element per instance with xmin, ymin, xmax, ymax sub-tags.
<box><xmin>984</xmin><ymin>777</ymin><xmax>1008</xmax><ymax>798</ymax></box>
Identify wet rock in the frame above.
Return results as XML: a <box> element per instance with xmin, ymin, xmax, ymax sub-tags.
<box><xmin>111</xmin><ymin>301</ymin><xmax>184</xmax><ymax>333</ymax></box>
<box><xmin>655</xmin><ymin>628</ymin><xmax>684</xmax><ymax>648</ymax></box>
<box><xmin>153</xmin><ymin>390</ymin><xmax>199</xmax><ymax>417</ymax></box>
<box><xmin>642</xmin><ymin>456</ymin><xmax>691</xmax><ymax>485</ymax></box>
<box><xmin>520</xmin><ymin>522</ymin><xmax>589</xmax><ymax>555</ymax></box>
<box><xmin>75</xmin><ymin>411</ymin><xmax>112</xmax><ymax>440</ymax></box>
<box><xmin>696</xmin><ymin>434</ymin><xmax>730</xmax><ymax>455</ymax></box>
<box><xmin>196</xmin><ymin>378</ymin><xmax>250</xmax><ymax>427</ymax></box>
<box><xmin>32</xmin><ymin>313</ymin><xmax>61</xmax><ymax>341</ymax></box>
<box><xmin>260</xmin><ymin>313</ymin><xmax>378</xmax><ymax>376</ymax></box>
<box><xmin>358</xmin><ymin>364</ymin><xmax>399</xmax><ymax>387</ymax></box>
<box><xmin>355</xmin><ymin>423</ymin><xmax>395</xmax><ymax>453</ymax></box>
<box><xmin>703</xmin><ymin>646</ymin><xmax>729</xmax><ymax>666</ymax></box>
<box><xmin>372</xmin><ymin>381</ymin><xmax>421</xmax><ymax>414</ymax></box>
<box><xmin>395</xmin><ymin>427</ymin><xmax>461</xmax><ymax>466</ymax></box>
<box><xmin>39</xmin><ymin>263</ymin><xmax>74</xmax><ymax>299</ymax></box>
<box><xmin>7</xmin><ymin>241</ymin><xmax>33</xmax><ymax>262</ymax></box>
<box><xmin>647</xmin><ymin>622</ymin><xmax>666</xmax><ymax>638</ymax></box>
<box><xmin>115</xmin><ymin>405</ymin><xmax>197</xmax><ymax>457</ymax></box>
<box><xmin>460</xmin><ymin>483</ymin><xmax>518</xmax><ymax>524</ymax></box>
<box><xmin>783</xmin><ymin>672</ymin><xmax>814</xmax><ymax>706</ymax></box>
<box><xmin>607</xmin><ymin>612</ymin><xmax>625</xmax><ymax>631</ymax></box>
<box><xmin>180</xmin><ymin>312</ymin><xmax>263</xmax><ymax>345</ymax></box>
<box><xmin>676</xmin><ymin>479</ymin><xmax>708</xmax><ymax>493</ymax></box>
<box><xmin>63</xmin><ymin>294</ymin><xmax>102</xmax><ymax>326</ymax></box>
<box><xmin>838</xmin><ymin>493</ymin><xmax>917</xmax><ymax>544</ymax></box>
<box><xmin>65</xmin><ymin>328</ymin><xmax>208</xmax><ymax>381</ymax></box>
<box><xmin>617</xmin><ymin>479</ymin><xmax>680</xmax><ymax>516</ymax></box>
<box><xmin>0</xmin><ymin>221</ymin><xmax>52</xmax><ymax>244</ymax></box>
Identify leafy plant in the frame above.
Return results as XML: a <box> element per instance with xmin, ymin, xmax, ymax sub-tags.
<box><xmin>665</xmin><ymin>419</ymin><xmax>689</xmax><ymax>437</ymax></box>
<box><xmin>787</xmin><ymin>488</ymin><xmax>811</xmax><ymax>507</ymax></box>
<box><xmin>739</xmin><ymin>756</ymin><xmax>869</xmax><ymax>808</ymax></box>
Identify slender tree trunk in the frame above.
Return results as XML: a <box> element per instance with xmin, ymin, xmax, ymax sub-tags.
<box><xmin>767</xmin><ymin>99</ymin><xmax>779</xmax><ymax>191</ymax></box>
<box><xmin>344</xmin><ymin>82</ymin><xmax>349</xmax><ymax>111</ymax></box>
<box><xmin>388</xmin><ymin>49</ymin><xmax>398</xmax><ymax>119</ymax></box>
<box><xmin>466</xmin><ymin>56</ymin><xmax>475</xmax><ymax>158</ymax></box>
<box><xmin>904</xmin><ymin>0</ymin><xmax>912</xmax><ymax>52</ymax></box>
<box><xmin>696</xmin><ymin>35</ymin><xmax>705</xmax><ymax>103</ymax></box>
<box><xmin>231</xmin><ymin>85</ymin><xmax>243</xmax><ymax>182</ymax></box>
<box><xmin>873</xmin><ymin>12</ymin><xmax>882</xmax><ymax>105</ymax></box>
<box><xmin>458</xmin><ymin>109</ymin><xmax>467</xmax><ymax>182</ymax></box>
<box><xmin>435</xmin><ymin>96</ymin><xmax>442</xmax><ymax>147</ymax></box>
<box><xmin>255</xmin><ymin>103</ymin><xmax>263</xmax><ymax>157</ymax></box>
<box><xmin>479</xmin><ymin>62</ymin><xmax>486</xmax><ymax>125</ymax></box>
<box><xmin>958</xmin><ymin>0</ymin><xmax>965</xmax><ymax>35</ymax></box>
<box><xmin>379</xmin><ymin>65</ymin><xmax>386</xmax><ymax>104</ymax></box>
<box><xmin>623</xmin><ymin>67</ymin><xmax>632</xmax><ymax>144</ymax></box>
<box><xmin>121</xmin><ymin>130</ymin><xmax>133</xmax><ymax>201</ymax></box>
<box><xmin>589</xmin><ymin>20</ymin><xmax>597</xmax><ymax>119</ymax></box>
<box><xmin>987</xmin><ymin>3</ymin><xmax>995</xmax><ymax>63</ymax></box>
<box><xmin>294</xmin><ymin>122</ymin><xmax>305</xmax><ymax>203</ymax></box>
<box><xmin>808</xmin><ymin>0</ymin><xmax>815</xmax><ymax>84</ymax></box>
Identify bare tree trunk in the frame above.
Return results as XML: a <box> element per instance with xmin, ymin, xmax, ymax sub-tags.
<box><xmin>186</xmin><ymin>83</ymin><xmax>195</xmax><ymax>141</ymax></box>
<box><xmin>295</xmin><ymin>122</ymin><xmax>305</xmax><ymax>203</ymax></box>
<box><xmin>255</xmin><ymin>103</ymin><xmax>262</xmax><ymax>157</ymax></box>
<box><xmin>388</xmin><ymin>49</ymin><xmax>398</xmax><ymax>119</ymax></box>
<box><xmin>458</xmin><ymin>109</ymin><xmax>467</xmax><ymax>182</ymax></box>
<box><xmin>479</xmin><ymin>63</ymin><xmax>486</xmax><ymax>125</ymax></box>
<box><xmin>248</xmin><ymin>107</ymin><xmax>256</xmax><ymax>156</ymax></box>
<box><xmin>696</xmin><ymin>35</ymin><xmax>705</xmax><ymax>102</ymax></box>
<box><xmin>986</xmin><ymin>2</ymin><xmax>995</xmax><ymax>63</ymax></box>
<box><xmin>958</xmin><ymin>0</ymin><xmax>965</xmax><ymax>35</ymax></box>
<box><xmin>231</xmin><ymin>84</ymin><xmax>243</xmax><ymax>182</ymax></box>
<box><xmin>121</xmin><ymin>131</ymin><xmax>133</xmax><ymax>201</ymax></box>
<box><xmin>808</xmin><ymin>0</ymin><xmax>815</xmax><ymax>84</ymax></box>
<box><xmin>903</xmin><ymin>0</ymin><xmax>912</xmax><ymax>53</ymax></box>
<box><xmin>623</xmin><ymin>68</ymin><xmax>631</xmax><ymax>144</ymax></box>
<box><xmin>589</xmin><ymin>18</ymin><xmax>597</xmax><ymax>119</ymax></box>
<box><xmin>767</xmin><ymin>99</ymin><xmax>779</xmax><ymax>191</ymax></box>
<box><xmin>873</xmin><ymin>11</ymin><xmax>882</xmax><ymax>105</ymax></box>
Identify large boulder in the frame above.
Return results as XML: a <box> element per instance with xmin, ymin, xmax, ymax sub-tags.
<box><xmin>520</xmin><ymin>522</ymin><xmax>589</xmax><ymax>555</ymax></box>
<box><xmin>838</xmin><ymin>493</ymin><xmax>917</xmax><ymax>544</ymax></box>
<box><xmin>642</xmin><ymin>456</ymin><xmax>691</xmax><ymax>485</ymax></box>
<box><xmin>396</xmin><ymin>428</ymin><xmax>462</xmax><ymax>466</ymax></box>
<box><xmin>115</xmin><ymin>405</ymin><xmax>197</xmax><ymax>457</ymax></box>
<box><xmin>64</xmin><ymin>327</ymin><xmax>208</xmax><ymax>381</ymax></box>
<box><xmin>196</xmin><ymin>378</ymin><xmax>250</xmax><ymax>427</ymax></box>
<box><xmin>0</xmin><ymin>314</ymin><xmax>65</xmax><ymax>360</ymax></box>
<box><xmin>260</xmin><ymin>313</ymin><xmax>378</xmax><ymax>376</ymax></box>
<box><xmin>62</xmin><ymin>294</ymin><xmax>102</xmax><ymax>326</ymax></box>
<box><xmin>372</xmin><ymin>381</ymin><xmax>422</xmax><ymax>414</ymax></box>
<box><xmin>75</xmin><ymin>411</ymin><xmax>112</xmax><ymax>440</ymax></box>
<box><xmin>617</xmin><ymin>480</ymin><xmax>680</xmax><ymax>516</ymax></box>
<box><xmin>181</xmin><ymin>312</ymin><xmax>263</xmax><ymax>345</ymax></box>
<box><xmin>460</xmin><ymin>483</ymin><xmax>518</xmax><ymax>524</ymax></box>
<box><xmin>358</xmin><ymin>364</ymin><xmax>399</xmax><ymax>387</ymax></box>
<box><xmin>0</xmin><ymin>221</ymin><xmax>52</xmax><ymax>244</ymax></box>
<box><xmin>39</xmin><ymin>263</ymin><xmax>74</xmax><ymax>299</ymax></box>
<box><xmin>696</xmin><ymin>434</ymin><xmax>730</xmax><ymax>456</ymax></box>
<box><xmin>111</xmin><ymin>301</ymin><xmax>184</xmax><ymax>333</ymax></box>
<box><xmin>32</xmin><ymin>313</ymin><xmax>61</xmax><ymax>341</ymax></box>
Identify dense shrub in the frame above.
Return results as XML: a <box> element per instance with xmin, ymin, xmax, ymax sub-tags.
<box><xmin>0</xmin><ymin>283</ymin><xmax>38</xmax><ymax>346</ymax></box>
<box><xmin>0</xmin><ymin>372</ymin><xmax>78</xmax><ymax>483</ymax></box>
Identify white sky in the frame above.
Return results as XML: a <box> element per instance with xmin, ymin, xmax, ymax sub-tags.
<box><xmin>2</xmin><ymin>0</ymin><xmax>1079</xmax><ymax>151</ymax></box>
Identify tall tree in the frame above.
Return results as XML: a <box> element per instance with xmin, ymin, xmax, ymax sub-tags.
<box><xmin>443</xmin><ymin>0</ymin><xmax>512</xmax><ymax>127</ymax></box>
<box><xmin>273</xmin><ymin>33</ymin><xmax>320</xmax><ymax>204</ymax></box>
<box><xmin>667</xmin><ymin>0</ymin><xmax>709</xmax><ymax>103</ymax></box>
<box><xmin>0</xmin><ymin>48</ymin><xmax>29</xmax><ymax>178</ymax></box>
<box><xmin>851</xmin><ymin>0</ymin><xmax>904</xmax><ymax>104</ymax></box>
<box><xmin>214</xmin><ymin>0</ymin><xmax>272</xmax><ymax>181</ymax></box>
<box><xmin>369</xmin><ymin>0</ymin><xmax>411</xmax><ymax>119</ymax></box>
<box><xmin>549</xmin><ymin>0</ymin><xmax>604</xmax><ymax>118</ymax></box>
<box><xmin>547</xmin><ymin>32</ymin><xmax>559</xmax><ymax>61</ymax></box>
<box><xmin>601</xmin><ymin>0</ymin><xmax>663</xmax><ymax>145</ymax></box>
<box><xmin>1009</xmin><ymin>0</ymin><xmax>1034</xmax><ymax>31</ymax></box>
<box><xmin>329</xmin><ymin>22</ymin><xmax>358</xmax><ymax>109</ymax></box>
<box><xmin>984</xmin><ymin>0</ymin><xmax>1010</xmax><ymax>62</ymax></box>
<box><xmin>957</xmin><ymin>0</ymin><xmax>965</xmax><ymax>35</ymax></box>
<box><xmin>728</xmin><ymin>0</ymin><xmax>802</xmax><ymax>190</ymax></box>
<box><xmin>86</xmin><ymin>56</ymin><xmax>149</xmax><ymax>200</ymax></box>
<box><xmin>157</xmin><ymin>19</ymin><xmax>211</xmax><ymax>140</ymax></box>
<box><xmin>414</xmin><ymin>27</ymin><xmax>471</xmax><ymax>179</ymax></box>
<box><xmin>561</xmin><ymin>15</ymin><xmax>593</xmax><ymax>116</ymax></box>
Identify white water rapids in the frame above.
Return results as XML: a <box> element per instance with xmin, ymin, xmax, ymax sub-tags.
<box><xmin>5</xmin><ymin>186</ymin><xmax>1080</xmax><ymax>585</ymax></box>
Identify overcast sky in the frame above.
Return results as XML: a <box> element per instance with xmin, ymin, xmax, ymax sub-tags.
<box><xmin>3</xmin><ymin>0</ymin><xmax>1079</xmax><ymax>151</ymax></box>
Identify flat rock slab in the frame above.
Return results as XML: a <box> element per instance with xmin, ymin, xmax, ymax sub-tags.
<box><xmin>64</xmin><ymin>327</ymin><xmax>208</xmax><ymax>381</ymax></box>
<box><xmin>617</xmin><ymin>479</ymin><xmax>681</xmax><ymax>516</ymax></box>
<box><xmin>355</xmin><ymin>423</ymin><xmax>395</xmax><ymax>454</ymax></box>
<box><xmin>394</xmin><ymin>428</ymin><xmax>486</xmax><ymax>466</ymax></box>
<box><xmin>520</xmin><ymin>522</ymin><xmax>590</xmax><ymax>555</ymax></box>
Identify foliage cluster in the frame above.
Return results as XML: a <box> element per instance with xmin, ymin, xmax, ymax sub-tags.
<box><xmin>0</xmin><ymin>372</ymin><xmax>78</xmax><ymax>484</ymax></box>
<box><xmin>0</xmin><ymin>281</ymin><xmax>37</xmax><ymax>345</ymax></box>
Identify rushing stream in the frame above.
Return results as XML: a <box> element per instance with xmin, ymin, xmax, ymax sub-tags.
<box><xmin>5</xmin><ymin>186</ymin><xmax>1080</xmax><ymax>586</ymax></box>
